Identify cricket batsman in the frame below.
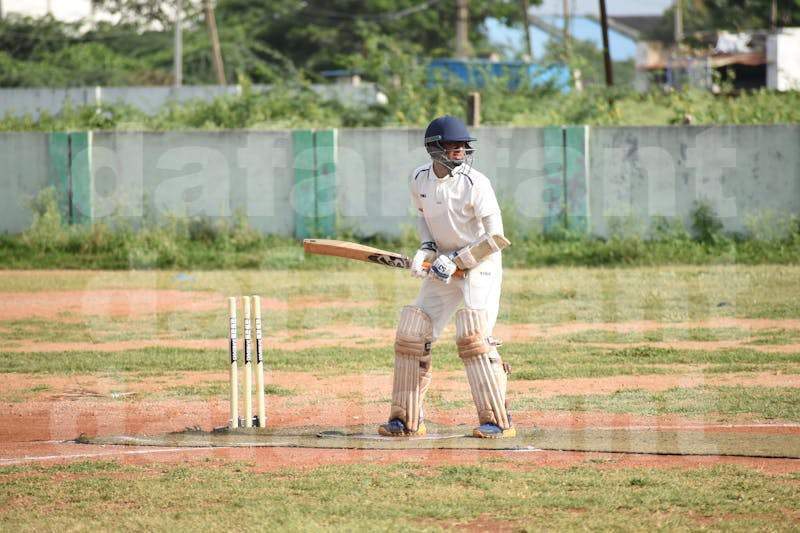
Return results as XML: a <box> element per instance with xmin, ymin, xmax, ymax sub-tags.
<box><xmin>378</xmin><ymin>115</ymin><xmax>514</xmax><ymax>439</ymax></box>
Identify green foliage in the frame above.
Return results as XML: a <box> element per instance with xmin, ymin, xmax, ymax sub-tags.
<box><xmin>8</xmin><ymin>188</ymin><xmax>313</xmax><ymax>269</ymax></box>
<box><xmin>1</xmin><ymin>2</ymin><xmax>526</xmax><ymax>88</ymax></box>
<box><xmin>152</xmin><ymin>82</ymin><xmax>348</xmax><ymax>129</ymax></box>
<box><xmin>745</xmin><ymin>211</ymin><xmax>800</xmax><ymax>242</ymax></box>
<box><xmin>21</xmin><ymin>187</ymin><xmax>67</xmax><ymax>251</ymax></box>
<box><xmin>3</xmin><ymin>188</ymin><xmax>800</xmax><ymax>270</ymax></box>
<box><xmin>210</xmin><ymin>0</ymin><xmax>524</xmax><ymax>73</ymax></box>
<box><xmin>691</xmin><ymin>201</ymin><xmax>725</xmax><ymax>245</ymax></box>
<box><xmin>3</xmin><ymin>85</ymin><xmax>799</xmax><ymax>131</ymax></box>
<box><xmin>667</xmin><ymin>87</ymin><xmax>800</xmax><ymax>125</ymax></box>
<box><xmin>0</xmin><ymin>15</ymin><xmax>171</xmax><ymax>87</ymax></box>
<box><xmin>542</xmin><ymin>35</ymin><xmax>635</xmax><ymax>88</ymax></box>
<box><xmin>2</xmin><ymin>9</ymin><xmax>800</xmax><ymax>129</ymax></box>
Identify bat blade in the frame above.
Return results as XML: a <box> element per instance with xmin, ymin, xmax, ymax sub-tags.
<box><xmin>303</xmin><ymin>239</ymin><xmax>411</xmax><ymax>270</ymax></box>
<box><xmin>302</xmin><ymin>238</ymin><xmax>466</xmax><ymax>278</ymax></box>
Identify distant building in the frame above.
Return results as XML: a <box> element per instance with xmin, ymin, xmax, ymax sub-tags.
<box><xmin>427</xmin><ymin>58</ymin><xmax>570</xmax><ymax>91</ymax></box>
<box><xmin>635</xmin><ymin>28</ymin><xmax>800</xmax><ymax>92</ymax></box>
<box><xmin>768</xmin><ymin>28</ymin><xmax>800</xmax><ymax>91</ymax></box>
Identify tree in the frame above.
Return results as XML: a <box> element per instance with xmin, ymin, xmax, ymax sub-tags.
<box><xmin>645</xmin><ymin>0</ymin><xmax>800</xmax><ymax>42</ymax></box>
<box><xmin>541</xmin><ymin>36</ymin><xmax>634</xmax><ymax>88</ymax></box>
<box><xmin>213</xmin><ymin>0</ymin><xmax>531</xmax><ymax>74</ymax></box>
<box><xmin>2</xmin><ymin>1</ymin><xmax>542</xmax><ymax>86</ymax></box>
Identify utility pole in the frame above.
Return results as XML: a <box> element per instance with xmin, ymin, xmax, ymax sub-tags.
<box><xmin>174</xmin><ymin>0</ymin><xmax>183</xmax><ymax>87</ymax></box>
<box><xmin>455</xmin><ymin>0</ymin><xmax>470</xmax><ymax>59</ymax></box>
<box><xmin>770</xmin><ymin>0</ymin><xmax>778</xmax><ymax>31</ymax></box>
<box><xmin>599</xmin><ymin>0</ymin><xmax>614</xmax><ymax>87</ymax></box>
<box><xmin>205</xmin><ymin>0</ymin><xmax>226</xmax><ymax>84</ymax></box>
<box><xmin>520</xmin><ymin>0</ymin><xmax>534</xmax><ymax>60</ymax></box>
<box><xmin>674</xmin><ymin>0</ymin><xmax>683</xmax><ymax>44</ymax></box>
<box><xmin>562</xmin><ymin>0</ymin><xmax>570</xmax><ymax>61</ymax></box>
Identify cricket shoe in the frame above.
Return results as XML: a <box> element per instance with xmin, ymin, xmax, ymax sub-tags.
<box><xmin>378</xmin><ymin>418</ymin><xmax>427</xmax><ymax>437</ymax></box>
<box><xmin>473</xmin><ymin>423</ymin><xmax>516</xmax><ymax>439</ymax></box>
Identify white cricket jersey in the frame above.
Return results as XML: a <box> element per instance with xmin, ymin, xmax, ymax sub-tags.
<box><xmin>409</xmin><ymin>163</ymin><xmax>501</xmax><ymax>255</ymax></box>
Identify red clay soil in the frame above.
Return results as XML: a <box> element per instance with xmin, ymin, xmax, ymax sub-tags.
<box><xmin>0</xmin><ymin>290</ymin><xmax>222</xmax><ymax>320</ymax></box>
<box><xmin>494</xmin><ymin>318</ymin><xmax>800</xmax><ymax>340</ymax></box>
<box><xmin>0</xmin><ymin>290</ymin><xmax>375</xmax><ymax>321</ymax></box>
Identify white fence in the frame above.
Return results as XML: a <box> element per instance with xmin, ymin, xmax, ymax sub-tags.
<box><xmin>0</xmin><ymin>84</ymin><xmax>382</xmax><ymax>118</ymax></box>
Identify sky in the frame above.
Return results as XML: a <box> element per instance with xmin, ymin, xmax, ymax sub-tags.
<box><xmin>489</xmin><ymin>1</ymin><xmax>677</xmax><ymax>61</ymax></box>
<box><xmin>4</xmin><ymin>0</ymin><xmax>93</xmax><ymax>21</ymax></box>
<box><xmin>531</xmin><ymin>0</ymin><xmax>675</xmax><ymax>16</ymax></box>
<box><xmin>486</xmin><ymin>16</ymin><xmax>640</xmax><ymax>61</ymax></box>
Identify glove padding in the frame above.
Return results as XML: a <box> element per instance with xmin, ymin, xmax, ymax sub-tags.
<box><xmin>410</xmin><ymin>246</ymin><xmax>436</xmax><ymax>279</ymax></box>
<box><xmin>429</xmin><ymin>254</ymin><xmax>457</xmax><ymax>283</ymax></box>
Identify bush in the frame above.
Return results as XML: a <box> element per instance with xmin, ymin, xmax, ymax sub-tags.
<box><xmin>3</xmin><ymin>83</ymin><xmax>800</xmax><ymax>132</ymax></box>
<box><xmin>691</xmin><ymin>201</ymin><xmax>725</xmax><ymax>245</ymax></box>
<box><xmin>22</xmin><ymin>187</ymin><xmax>69</xmax><ymax>251</ymax></box>
<box><xmin>3</xmin><ymin>187</ymin><xmax>800</xmax><ymax>270</ymax></box>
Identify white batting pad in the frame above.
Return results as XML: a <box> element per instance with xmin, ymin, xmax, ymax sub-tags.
<box><xmin>456</xmin><ymin>308</ymin><xmax>511</xmax><ymax>429</ymax></box>
<box><xmin>389</xmin><ymin>306</ymin><xmax>433</xmax><ymax>432</ymax></box>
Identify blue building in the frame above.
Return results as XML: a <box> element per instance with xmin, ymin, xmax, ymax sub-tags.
<box><xmin>427</xmin><ymin>58</ymin><xmax>571</xmax><ymax>91</ymax></box>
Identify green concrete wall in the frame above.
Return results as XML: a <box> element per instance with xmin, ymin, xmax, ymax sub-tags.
<box><xmin>1</xmin><ymin>126</ymin><xmax>798</xmax><ymax>239</ymax></box>
<box><xmin>0</xmin><ymin>133</ymin><xmax>52</xmax><ymax>234</ymax></box>
<box><xmin>90</xmin><ymin>131</ymin><xmax>296</xmax><ymax>234</ymax></box>
<box><xmin>45</xmin><ymin>132</ymin><xmax>93</xmax><ymax>225</ymax></box>
<box><xmin>292</xmin><ymin>130</ymin><xmax>337</xmax><ymax>239</ymax></box>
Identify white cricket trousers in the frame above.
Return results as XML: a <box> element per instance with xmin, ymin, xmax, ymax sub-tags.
<box><xmin>412</xmin><ymin>255</ymin><xmax>502</xmax><ymax>340</ymax></box>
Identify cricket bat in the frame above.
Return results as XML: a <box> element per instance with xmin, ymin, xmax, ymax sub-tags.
<box><xmin>302</xmin><ymin>239</ymin><xmax>465</xmax><ymax>277</ymax></box>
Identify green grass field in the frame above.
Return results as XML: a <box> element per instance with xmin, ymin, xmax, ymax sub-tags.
<box><xmin>1</xmin><ymin>461</ymin><xmax>798</xmax><ymax>531</ymax></box>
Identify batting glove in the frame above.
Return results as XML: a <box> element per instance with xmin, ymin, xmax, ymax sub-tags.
<box><xmin>429</xmin><ymin>254</ymin><xmax>457</xmax><ymax>283</ymax></box>
<box><xmin>410</xmin><ymin>242</ymin><xmax>437</xmax><ymax>279</ymax></box>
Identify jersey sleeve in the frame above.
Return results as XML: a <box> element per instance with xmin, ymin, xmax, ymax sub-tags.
<box><xmin>409</xmin><ymin>168</ymin><xmax>425</xmax><ymax>212</ymax></box>
<box><xmin>471</xmin><ymin>176</ymin><xmax>501</xmax><ymax>219</ymax></box>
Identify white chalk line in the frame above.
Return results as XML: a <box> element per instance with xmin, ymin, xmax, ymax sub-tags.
<box><xmin>0</xmin><ymin>446</ymin><xmax>231</xmax><ymax>466</ymax></box>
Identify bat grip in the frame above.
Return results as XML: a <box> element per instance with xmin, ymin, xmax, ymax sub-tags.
<box><xmin>421</xmin><ymin>261</ymin><xmax>466</xmax><ymax>278</ymax></box>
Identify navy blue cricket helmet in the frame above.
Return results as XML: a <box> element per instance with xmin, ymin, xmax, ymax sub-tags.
<box><xmin>424</xmin><ymin>115</ymin><xmax>476</xmax><ymax>171</ymax></box>
<box><xmin>424</xmin><ymin>115</ymin><xmax>476</xmax><ymax>145</ymax></box>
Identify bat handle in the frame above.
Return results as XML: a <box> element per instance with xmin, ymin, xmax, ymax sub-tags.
<box><xmin>421</xmin><ymin>261</ymin><xmax>466</xmax><ymax>278</ymax></box>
